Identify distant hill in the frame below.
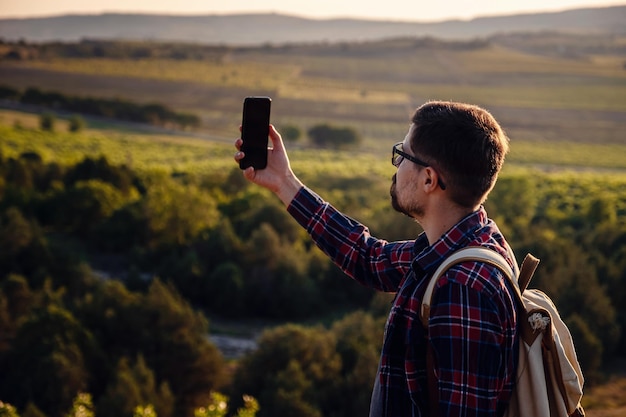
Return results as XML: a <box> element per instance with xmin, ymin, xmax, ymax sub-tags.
<box><xmin>1</xmin><ymin>6</ymin><xmax>625</xmax><ymax>45</ymax></box>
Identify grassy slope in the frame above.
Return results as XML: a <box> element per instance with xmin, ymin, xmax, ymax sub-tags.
<box><xmin>3</xmin><ymin>109</ymin><xmax>625</xmax><ymax>176</ymax></box>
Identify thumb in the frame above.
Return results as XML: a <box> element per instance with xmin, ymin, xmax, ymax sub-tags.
<box><xmin>268</xmin><ymin>124</ymin><xmax>284</xmax><ymax>151</ymax></box>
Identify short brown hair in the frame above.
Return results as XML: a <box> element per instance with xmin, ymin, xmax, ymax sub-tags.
<box><xmin>410</xmin><ymin>101</ymin><xmax>509</xmax><ymax>208</ymax></box>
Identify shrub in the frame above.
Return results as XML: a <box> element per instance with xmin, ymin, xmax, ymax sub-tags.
<box><xmin>280</xmin><ymin>124</ymin><xmax>302</xmax><ymax>142</ymax></box>
<box><xmin>307</xmin><ymin>123</ymin><xmax>360</xmax><ymax>149</ymax></box>
<box><xmin>39</xmin><ymin>112</ymin><xmax>56</xmax><ymax>132</ymax></box>
<box><xmin>68</xmin><ymin>115</ymin><xmax>86</xmax><ymax>133</ymax></box>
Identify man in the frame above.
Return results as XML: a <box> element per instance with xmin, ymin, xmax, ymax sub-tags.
<box><xmin>234</xmin><ymin>101</ymin><xmax>518</xmax><ymax>416</ymax></box>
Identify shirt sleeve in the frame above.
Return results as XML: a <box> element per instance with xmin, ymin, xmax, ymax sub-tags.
<box><xmin>287</xmin><ymin>186</ymin><xmax>414</xmax><ymax>292</ymax></box>
<box><xmin>428</xmin><ymin>274</ymin><xmax>514</xmax><ymax>416</ymax></box>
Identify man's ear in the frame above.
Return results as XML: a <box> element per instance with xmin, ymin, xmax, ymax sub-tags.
<box><xmin>423</xmin><ymin>167</ymin><xmax>438</xmax><ymax>193</ymax></box>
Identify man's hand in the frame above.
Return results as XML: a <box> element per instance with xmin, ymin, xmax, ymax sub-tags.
<box><xmin>234</xmin><ymin>124</ymin><xmax>303</xmax><ymax>206</ymax></box>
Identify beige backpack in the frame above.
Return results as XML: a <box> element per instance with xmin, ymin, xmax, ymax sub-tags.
<box><xmin>421</xmin><ymin>247</ymin><xmax>585</xmax><ymax>417</ymax></box>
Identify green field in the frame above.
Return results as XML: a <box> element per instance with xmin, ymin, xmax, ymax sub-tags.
<box><xmin>1</xmin><ymin>34</ymin><xmax>625</xmax><ymax>148</ymax></box>
<box><xmin>2</xmin><ymin>108</ymin><xmax>625</xmax><ymax>178</ymax></box>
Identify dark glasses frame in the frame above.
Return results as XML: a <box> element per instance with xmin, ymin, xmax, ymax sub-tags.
<box><xmin>392</xmin><ymin>142</ymin><xmax>446</xmax><ymax>190</ymax></box>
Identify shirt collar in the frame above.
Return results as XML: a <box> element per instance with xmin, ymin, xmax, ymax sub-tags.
<box><xmin>412</xmin><ymin>206</ymin><xmax>490</xmax><ymax>275</ymax></box>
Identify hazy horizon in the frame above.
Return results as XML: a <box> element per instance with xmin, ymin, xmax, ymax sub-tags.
<box><xmin>1</xmin><ymin>0</ymin><xmax>624</xmax><ymax>22</ymax></box>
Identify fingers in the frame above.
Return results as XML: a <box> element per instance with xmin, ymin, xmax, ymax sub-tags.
<box><xmin>242</xmin><ymin>166</ymin><xmax>256</xmax><ymax>181</ymax></box>
<box><xmin>234</xmin><ymin>136</ymin><xmax>243</xmax><ymax>163</ymax></box>
<box><xmin>234</xmin><ymin>124</ymin><xmax>281</xmax><ymax>169</ymax></box>
<box><xmin>233</xmin><ymin>150</ymin><xmax>256</xmax><ymax>182</ymax></box>
<box><xmin>236</xmin><ymin>125</ymin><xmax>276</xmax><ymax>151</ymax></box>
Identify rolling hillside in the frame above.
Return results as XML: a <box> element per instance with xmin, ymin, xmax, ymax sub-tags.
<box><xmin>0</xmin><ymin>5</ymin><xmax>625</xmax><ymax>45</ymax></box>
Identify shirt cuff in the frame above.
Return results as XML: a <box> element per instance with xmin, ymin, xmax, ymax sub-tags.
<box><xmin>287</xmin><ymin>186</ymin><xmax>324</xmax><ymax>229</ymax></box>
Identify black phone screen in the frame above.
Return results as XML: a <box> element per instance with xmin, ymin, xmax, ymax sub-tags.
<box><xmin>239</xmin><ymin>96</ymin><xmax>271</xmax><ymax>170</ymax></box>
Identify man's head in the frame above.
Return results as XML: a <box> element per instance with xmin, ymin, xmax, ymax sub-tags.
<box><xmin>406</xmin><ymin>101</ymin><xmax>509</xmax><ymax>209</ymax></box>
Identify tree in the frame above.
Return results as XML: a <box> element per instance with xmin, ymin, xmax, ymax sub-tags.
<box><xmin>51</xmin><ymin>179</ymin><xmax>127</xmax><ymax>235</ymax></box>
<box><xmin>485</xmin><ymin>175</ymin><xmax>539</xmax><ymax>236</ymax></box>
<box><xmin>96</xmin><ymin>356</ymin><xmax>174</xmax><ymax>417</ymax></box>
<box><xmin>0</xmin><ymin>85</ymin><xmax>20</xmax><ymax>100</ymax></box>
<box><xmin>567</xmin><ymin>314</ymin><xmax>603</xmax><ymax>383</ymax></box>
<box><xmin>258</xmin><ymin>250</ymin><xmax>321</xmax><ymax>318</ymax></box>
<box><xmin>0</xmin><ymin>207</ymin><xmax>34</xmax><ymax>260</ymax></box>
<box><xmin>329</xmin><ymin>312</ymin><xmax>383</xmax><ymax>416</ymax></box>
<box><xmin>68</xmin><ymin>115</ymin><xmax>86</xmax><ymax>133</ymax></box>
<box><xmin>93</xmin><ymin>201</ymin><xmax>148</xmax><ymax>251</ymax></box>
<box><xmin>143</xmin><ymin>179</ymin><xmax>220</xmax><ymax>247</ymax></box>
<box><xmin>280</xmin><ymin>124</ymin><xmax>301</xmax><ymax>142</ymax></box>
<box><xmin>0</xmin><ymin>304</ymin><xmax>93</xmax><ymax>416</ymax></box>
<box><xmin>231</xmin><ymin>324</ymin><xmax>341</xmax><ymax>417</ymax></box>
<box><xmin>138</xmin><ymin>280</ymin><xmax>226</xmax><ymax>416</ymax></box>
<box><xmin>587</xmin><ymin>195</ymin><xmax>617</xmax><ymax>225</ymax></box>
<box><xmin>307</xmin><ymin>123</ymin><xmax>361</xmax><ymax>149</ymax></box>
<box><xmin>75</xmin><ymin>279</ymin><xmax>226</xmax><ymax>416</ymax></box>
<box><xmin>269</xmin><ymin>361</ymin><xmax>322</xmax><ymax>417</ymax></box>
<box><xmin>21</xmin><ymin>87</ymin><xmax>46</xmax><ymax>105</ymax></box>
<box><xmin>522</xmin><ymin>237</ymin><xmax>620</xmax><ymax>375</ymax></box>
<box><xmin>195</xmin><ymin>218</ymin><xmax>242</xmax><ymax>276</ymax></box>
<box><xmin>242</xmin><ymin>223</ymin><xmax>282</xmax><ymax>267</ymax></box>
<box><xmin>64</xmin><ymin>156</ymin><xmax>136</xmax><ymax>194</ymax></box>
<box><xmin>237</xmin><ymin>201</ymin><xmax>301</xmax><ymax>243</ymax></box>
<box><xmin>39</xmin><ymin>113</ymin><xmax>56</xmax><ymax>132</ymax></box>
<box><xmin>1</xmin><ymin>274</ymin><xmax>34</xmax><ymax>325</ymax></box>
<box><xmin>174</xmin><ymin>112</ymin><xmax>201</xmax><ymax>130</ymax></box>
<box><xmin>205</xmin><ymin>262</ymin><xmax>245</xmax><ymax>316</ymax></box>
<box><xmin>3</xmin><ymin>158</ymin><xmax>33</xmax><ymax>189</ymax></box>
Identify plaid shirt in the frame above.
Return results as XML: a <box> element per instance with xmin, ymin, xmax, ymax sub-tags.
<box><xmin>288</xmin><ymin>187</ymin><xmax>518</xmax><ymax>417</ymax></box>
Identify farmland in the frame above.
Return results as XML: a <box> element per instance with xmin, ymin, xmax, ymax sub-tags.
<box><xmin>1</xmin><ymin>32</ymin><xmax>626</xmax><ymax>416</ymax></box>
<box><xmin>1</xmin><ymin>33</ymin><xmax>625</xmax><ymax>147</ymax></box>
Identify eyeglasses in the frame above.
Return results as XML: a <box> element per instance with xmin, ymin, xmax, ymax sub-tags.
<box><xmin>392</xmin><ymin>142</ymin><xmax>446</xmax><ymax>190</ymax></box>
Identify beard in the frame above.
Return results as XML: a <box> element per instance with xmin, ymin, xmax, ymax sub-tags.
<box><xmin>390</xmin><ymin>178</ymin><xmax>405</xmax><ymax>215</ymax></box>
<box><xmin>390</xmin><ymin>174</ymin><xmax>424</xmax><ymax>218</ymax></box>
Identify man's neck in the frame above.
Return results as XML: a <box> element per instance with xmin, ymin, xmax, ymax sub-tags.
<box><xmin>419</xmin><ymin>201</ymin><xmax>478</xmax><ymax>245</ymax></box>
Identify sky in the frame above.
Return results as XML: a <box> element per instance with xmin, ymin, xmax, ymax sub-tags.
<box><xmin>0</xmin><ymin>0</ymin><xmax>624</xmax><ymax>21</ymax></box>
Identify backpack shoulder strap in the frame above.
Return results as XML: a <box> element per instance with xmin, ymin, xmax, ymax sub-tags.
<box><xmin>518</xmin><ymin>253</ymin><xmax>540</xmax><ymax>292</ymax></box>
<box><xmin>420</xmin><ymin>246</ymin><xmax>528</xmax><ymax>327</ymax></box>
<box><xmin>421</xmin><ymin>247</ymin><xmax>542</xmax><ymax>415</ymax></box>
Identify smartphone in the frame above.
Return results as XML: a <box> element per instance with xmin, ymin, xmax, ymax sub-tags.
<box><xmin>239</xmin><ymin>96</ymin><xmax>272</xmax><ymax>170</ymax></box>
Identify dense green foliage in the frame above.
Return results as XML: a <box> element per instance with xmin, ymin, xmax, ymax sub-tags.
<box><xmin>0</xmin><ymin>85</ymin><xmax>200</xmax><ymax>130</ymax></box>
<box><xmin>0</xmin><ymin>118</ymin><xmax>625</xmax><ymax>415</ymax></box>
<box><xmin>1</xmin><ymin>31</ymin><xmax>625</xmax><ymax>415</ymax></box>
<box><xmin>230</xmin><ymin>312</ymin><xmax>383</xmax><ymax>417</ymax></box>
